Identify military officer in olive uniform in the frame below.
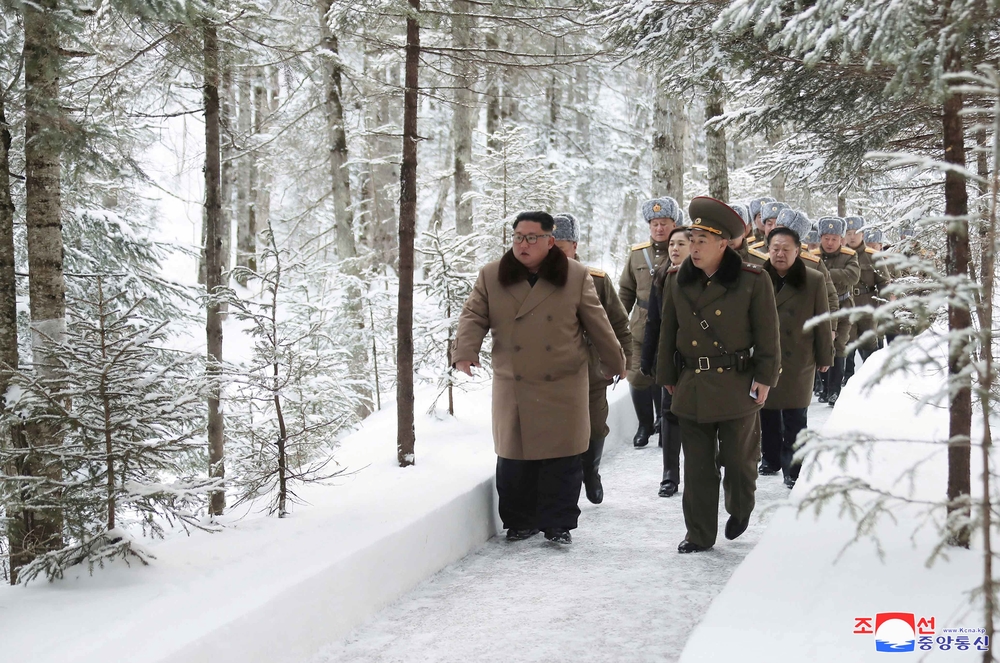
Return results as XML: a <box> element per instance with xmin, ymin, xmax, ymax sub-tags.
<box><xmin>813</xmin><ymin>216</ymin><xmax>860</xmax><ymax>405</ymax></box>
<box><xmin>842</xmin><ymin>219</ymin><xmax>891</xmax><ymax>383</ymax></box>
<box><xmin>749</xmin><ymin>196</ymin><xmax>776</xmax><ymax>242</ymax></box>
<box><xmin>619</xmin><ymin>197</ymin><xmax>679</xmax><ymax>448</ymax></box>
<box><xmin>553</xmin><ymin>213</ymin><xmax>632</xmax><ymax>505</ymax></box>
<box><xmin>747</xmin><ymin>201</ymin><xmax>789</xmax><ymax>254</ymax></box>
<box><xmin>655</xmin><ymin>197</ymin><xmax>781</xmax><ymax>553</ymax></box>
<box><xmin>729</xmin><ymin>203</ymin><xmax>753</xmax><ymax>260</ymax></box>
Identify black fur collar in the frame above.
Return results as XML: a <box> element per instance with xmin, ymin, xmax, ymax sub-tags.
<box><xmin>677</xmin><ymin>247</ymin><xmax>743</xmax><ymax>287</ymax></box>
<box><xmin>498</xmin><ymin>246</ymin><xmax>569</xmax><ymax>287</ymax></box>
<box><xmin>764</xmin><ymin>256</ymin><xmax>807</xmax><ymax>289</ymax></box>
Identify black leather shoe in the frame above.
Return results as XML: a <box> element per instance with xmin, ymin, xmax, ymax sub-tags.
<box><xmin>584</xmin><ymin>475</ymin><xmax>604</xmax><ymax>505</ymax></box>
<box><xmin>784</xmin><ymin>475</ymin><xmax>796</xmax><ymax>489</ymax></box>
<box><xmin>724</xmin><ymin>516</ymin><xmax>750</xmax><ymax>541</ymax></box>
<box><xmin>544</xmin><ymin>528</ymin><xmax>572</xmax><ymax>544</ymax></box>
<box><xmin>828</xmin><ymin>391</ymin><xmax>839</xmax><ymax>406</ymax></box>
<box><xmin>818</xmin><ymin>391</ymin><xmax>829</xmax><ymax>404</ymax></box>
<box><xmin>633</xmin><ymin>426</ymin><xmax>651</xmax><ymax>448</ymax></box>
<box><xmin>678</xmin><ymin>539</ymin><xmax>712</xmax><ymax>553</ymax></box>
<box><xmin>506</xmin><ymin>528</ymin><xmax>539</xmax><ymax>542</ymax></box>
<box><xmin>758</xmin><ymin>459</ymin><xmax>780</xmax><ymax>476</ymax></box>
<box><xmin>658</xmin><ymin>480</ymin><xmax>678</xmax><ymax>497</ymax></box>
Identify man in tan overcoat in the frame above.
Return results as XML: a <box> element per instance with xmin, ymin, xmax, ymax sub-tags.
<box><xmin>758</xmin><ymin>213</ymin><xmax>834</xmax><ymax>489</ymax></box>
<box><xmin>454</xmin><ymin>211</ymin><xmax>626</xmax><ymax>545</ymax></box>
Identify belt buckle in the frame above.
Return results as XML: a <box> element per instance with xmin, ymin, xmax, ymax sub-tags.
<box><xmin>698</xmin><ymin>357</ymin><xmax>710</xmax><ymax>371</ymax></box>
<box><xmin>854</xmin><ymin>288</ymin><xmax>861</xmax><ymax>296</ymax></box>
<box><xmin>699</xmin><ymin>320</ymin><xmax>709</xmax><ymax>330</ymax></box>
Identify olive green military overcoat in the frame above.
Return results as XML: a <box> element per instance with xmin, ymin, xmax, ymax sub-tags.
<box><xmin>749</xmin><ymin>242</ymin><xmax>840</xmax><ymax>330</ymax></box>
<box><xmin>655</xmin><ymin>248</ymin><xmax>782</xmax><ymax>423</ymax></box>
<box><xmin>762</xmin><ymin>258</ymin><xmax>835</xmax><ymax>410</ymax></box>
<box><xmin>588</xmin><ymin>267</ymin><xmax>632</xmax><ymax>386</ymax></box>
<box><xmin>815</xmin><ymin>246</ymin><xmax>861</xmax><ymax>354</ymax></box>
<box><xmin>619</xmin><ymin>238</ymin><xmax>670</xmax><ymax>385</ymax></box>
<box><xmin>454</xmin><ymin>248</ymin><xmax>626</xmax><ymax>461</ymax></box>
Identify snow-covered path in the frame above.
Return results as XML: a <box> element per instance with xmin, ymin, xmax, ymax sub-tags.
<box><xmin>313</xmin><ymin>401</ymin><xmax>834</xmax><ymax>663</ymax></box>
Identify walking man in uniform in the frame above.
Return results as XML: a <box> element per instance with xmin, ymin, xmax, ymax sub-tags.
<box><xmin>619</xmin><ymin>197</ymin><xmax>679</xmax><ymax>448</ymax></box>
<box><xmin>843</xmin><ymin>218</ymin><xmax>891</xmax><ymax>383</ymax></box>
<box><xmin>814</xmin><ymin>217</ymin><xmax>860</xmax><ymax>405</ymax></box>
<box><xmin>655</xmin><ymin>197</ymin><xmax>781</xmax><ymax>553</ymax></box>
<box><xmin>453</xmin><ymin>211</ymin><xmax>626</xmax><ymax>545</ymax></box>
<box><xmin>552</xmin><ymin>213</ymin><xmax>632</xmax><ymax>504</ymax></box>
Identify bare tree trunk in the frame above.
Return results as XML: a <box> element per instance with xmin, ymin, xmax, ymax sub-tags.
<box><xmin>545</xmin><ymin>37</ymin><xmax>561</xmax><ymax>149</ymax></box>
<box><xmin>11</xmin><ymin>0</ymin><xmax>67</xmax><ymax>581</ymax></box>
<box><xmin>220</xmin><ymin>53</ymin><xmax>234</xmax><ymax>278</ymax></box>
<box><xmin>0</xmin><ymin>94</ymin><xmax>16</xmax><ymax>400</ymax></box>
<box><xmin>318</xmin><ymin>2</ymin><xmax>357</xmax><ymax>259</ymax></box>
<box><xmin>485</xmin><ymin>28</ymin><xmax>501</xmax><ymax>153</ymax></box>
<box><xmin>837</xmin><ymin>192</ymin><xmax>847</xmax><ymax>217</ymax></box>
<box><xmin>943</xmin><ymin>77</ymin><xmax>972</xmax><ymax>548</ymax></box>
<box><xmin>235</xmin><ymin>67</ymin><xmax>254</xmax><ymax>284</ymax></box>
<box><xmin>767</xmin><ymin>125</ymin><xmax>786</xmax><ymax>200</ymax></box>
<box><xmin>253</xmin><ymin>68</ymin><xmax>273</xmax><ymax>253</ymax></box>
<box><xmin>652</xmin><ymin>86</ymin><xmax>684</xmax><ymax>202</ymax></box>
<box><xmin>452</xmin><ymin>0</ymin><xmax>475</xmax><ymax>235</ymax></box>
<box><xmin>397</xmin><ymin>0</ymin><xmax>419</xmax><ymax>467</ymax></box>
<box><xmin>705</xmin><ymin>74</ymin><xmax>729</xmax><ymax>202</ymax></box>
<box><xmin>204</xmin><ymin>15</ymin><xmax>226</xmax><ymax>516</ymax></box>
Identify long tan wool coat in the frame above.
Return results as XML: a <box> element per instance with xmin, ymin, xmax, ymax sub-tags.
<box><xmin>454</xmin><ymin>248</ymin><xmax>626</xmax><ymax>460</ymax></box>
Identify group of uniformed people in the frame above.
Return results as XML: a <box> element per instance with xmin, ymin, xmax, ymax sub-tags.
<box><xmin>453</xmin><ymin>196</ymin><xmax>891</xmax><ymax>552</ymax></box>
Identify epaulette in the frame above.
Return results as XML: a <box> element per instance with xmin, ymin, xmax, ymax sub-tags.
<box><xmin>631</xmin><ymin>241</ymin><xmax>652</xmax><ymax>251</ymax></box>
<box><xmin>748</xmin><ymin>240</ymin><xmax>765</xmax><ymax>250</ymax></box>
<box><xmin>840</xmin><ymin>246</ymin><xmax>857</xmax><ymax>256</ymax></box>
<box><xmin>865</xmin><ymin>247</ymin><xmax>876</xmax><ymax>254</ymax></box>
<box><xmin>810</xmin><ymin>248</ymin><xmax>822</xmax><ymax>255</ymax></box>
<box><xmin>588</xmin><ymin>268</ymin><xmax>607</xmax><ymax>278</ymax></box>
<box><xmin>742</xmin><ymin>262</ymin><xmax>763</xmax><ymax>274</ymax></box>
<box><xmin>799</xmin><ymin>250</ymin><xmax>820</xmax><ymax>263</ymax></box>
<box><xmin>748</xmin><ymin>248</ymin><xmax>769</xmax><ymax>261</ymax></box>
<box><xmin>667</xmin><ymin>264</ymin><xmax>681</xmax><ymax>274</ymax></box>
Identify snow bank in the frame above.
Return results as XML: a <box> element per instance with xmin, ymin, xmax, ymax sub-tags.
<box><xmin>0</xmin><ymin>385</ymin><xmax>505</xmax><ymax>663</ymax></box>
<box><xmin>679</xmin><ymin>342</ymin><xmax>988</xmax><ymax>663</ymax></box>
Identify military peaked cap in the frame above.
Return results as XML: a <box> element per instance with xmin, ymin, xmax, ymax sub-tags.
<box><xmin>642</xmin><ymin>197</ymin><xmax>680</xmax><ymax>223</ymax></box>
<box><xmin>688</xmin><ymin>197</ymin><xmax>745</xmax><ymax>240</ymax></box>
<box><xmin>552</xmin><ymin>213</ymin><xmax>580</xmax><ymax>242</ymax></box>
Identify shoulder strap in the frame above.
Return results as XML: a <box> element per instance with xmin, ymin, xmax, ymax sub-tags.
<box><xmin>674</xmin><ymin>282</ymin><xmax>728</xmax><ymax>354</ymax></box>
<box><xmin>641</xmin><ymin>248</ymin><xmax>655</xmax><ymax>276</ymax></box>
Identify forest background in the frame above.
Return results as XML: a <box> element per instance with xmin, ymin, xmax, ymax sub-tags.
<box><xmin>0</xmin><ymin>1</ymin><xmax>995</xmax><ymax>643</ymax></box>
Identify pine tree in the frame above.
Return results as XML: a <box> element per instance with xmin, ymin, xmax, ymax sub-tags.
<box><xmin>1</xmin><ymin>277</ymin><xmax>212</xmax><ymax>584</ymax></box>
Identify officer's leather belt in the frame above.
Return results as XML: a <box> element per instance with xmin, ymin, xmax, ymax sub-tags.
<box><xmin>837</xmin><ymin>291</ymin><xmax>853</xmax><ymax>302</ymax></box>
<box><xmin>853</xmin><ymin>285</ymin><xmax>871</xmax><ymax>296</ymax></box>
<box><xmin>635</xmin><ymin>298</ymin><xmax>648</xmax><ymax>310</ymax></box>
<box><xmin>680</xmin><ymin>354</ymin><xmax>739</xmax><ymax>372</ymax></box>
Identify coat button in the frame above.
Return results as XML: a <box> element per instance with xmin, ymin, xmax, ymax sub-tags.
<box><xmin>514</xmin><ymin>345</ymin><xmax>521</xmax><ymax>352</ymax></box>
<box><xmin>545</xmin><ymin>345</ymin><xmax>551</xmax><ymax>351</ymax></box>
<box><xmin>717</xmin><ymin>367</ymin><xmax>723</xmax><ymax>373</ymax></box>
<box><xmin>547</xmin><ymin>315</ymin><xmax>553</xmax><ymax>321</ymax></box>
<box><xmin>691</xmin><ymin>341</ymin><xmax>698</xmax><ymax>347</ymax></box>
<box><xmin>515</xmin><ymin>375</ymin><xmax>522</xmax><ymax>381</ymax></box>
<box><xmin>713</xmin><ymin>341</ymin><xmax>719</xmax><ymax>347</ymax></box>
<box><xmin>715</xmin><ymin>310</ymin><xmax>721</xmax><ymax>316</ymax></box>
<box><xmin>695</xmin><ymin>369</ymin><xmax>701</xmax><ymax>374</ymax></box>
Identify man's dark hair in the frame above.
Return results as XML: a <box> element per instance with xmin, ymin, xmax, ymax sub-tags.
<box><xmin>512</xmin><ymin>210</ymin><xmax>555</xmax><ymax>232</ymax></box>
<box><xmin>766</xmin><ymin>226</ymin><xmax>800</xmax><ymax>247</ymax></box>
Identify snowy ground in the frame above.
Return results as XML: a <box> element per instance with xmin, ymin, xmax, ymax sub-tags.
<box><xmin>312</xmin><ymin>395</ymin><xmax>833</xmax><ymax>663</ymax></box>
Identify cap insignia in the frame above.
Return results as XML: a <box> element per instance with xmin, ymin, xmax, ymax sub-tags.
<box><xmin>653</xmin><ymin>204</ymin><xmax>662</xmax><ymax>213</ymax></box>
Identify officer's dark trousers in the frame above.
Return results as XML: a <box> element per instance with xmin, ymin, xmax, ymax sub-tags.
<box><xmin>679</xmin><ymin>413</ymin><xmax>759</xmax><ymax>548</ymax></box>
<box><xmin>496</xmin><ymin>455</ymin><xmax>583</xmax><ymax>531</ymax></box>
<box><xmin>759</xmin><ymin>408</ymin><xmax>808</xmax><ymax>480</ymax></box>
<box><xmin>661</xmin><ymin>388</ymin><xmax>682</xmax><ymax>486</ymax></box>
